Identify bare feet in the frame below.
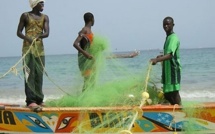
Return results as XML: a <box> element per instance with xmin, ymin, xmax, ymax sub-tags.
<box><xmin>39</xmin><ymin>102</ymin><xmax>46</xmax><ymax>107</ymax></box>
<box><xmin>28</xmin><ymin>103</ymin><xmax>42</xmax><ymax>112</ymax></box>
<box><xmin>28</xmin><ymin>102</ymin><xmax>38</xmax><ymax>107</ymax></box>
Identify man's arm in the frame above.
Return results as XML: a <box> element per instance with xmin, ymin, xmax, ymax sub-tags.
<box><xmin>150</xmin><ymin>53</ymin><xmax>172</xmax><ymax>65</ymax></box>
<box><xmin>73</xmin><ymin>29</ymin><xmax>93</xmax><ymax>59</ymax></box>
<box><xmin>38</xmin><ymin>15</ymin><xmax>49</xmax><ymax>39</ymax></box>
<box><xmin>17</xmin><ymin>13</ymin><xmax>33</xmax><ymax>43</ymax></box>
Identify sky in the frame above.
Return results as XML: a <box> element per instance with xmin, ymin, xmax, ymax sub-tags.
<box><xmin>0</xmin><ymin>0</ymin><xmax>214</xmax><ymax>57</ymax></box>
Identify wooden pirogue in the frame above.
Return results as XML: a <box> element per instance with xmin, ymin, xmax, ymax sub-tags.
<box><xmin>1</xmin><ymin>102</ymin><xmax>215</xmax><ymax>133</ymax></box>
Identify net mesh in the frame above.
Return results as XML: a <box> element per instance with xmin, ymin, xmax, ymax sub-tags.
<box><xmin>43</xmin><ymin>34</ymin><xmax>163</xmax><ymax>133</ymax></box>
<box><xmin>45</xmin><ymin>34</ymin><xmax>160</xmax><ymax>108</ymax></box>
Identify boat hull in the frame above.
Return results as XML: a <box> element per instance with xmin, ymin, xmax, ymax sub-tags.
<box><xmin>1</xmin><ymin>103</ymin><xmax>215</xmax><ymax>133</ymax></box>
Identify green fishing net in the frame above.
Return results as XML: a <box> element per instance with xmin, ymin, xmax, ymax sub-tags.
<box><xmin>45</xmin><ymin>34</ymin><xmax>161</xmax><ymax>108</ymax></box>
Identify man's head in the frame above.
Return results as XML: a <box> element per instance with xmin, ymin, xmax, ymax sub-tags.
<box><xmin>163</xmin><ymin>16</ymin><xmax>174</xmax><ymax>35</ymax></box>
<box><xmin>29</xmin><ymin>0</ymin><xmax>45</xmax><ymax>11</ymax></box>
<box><xmin>84</xmin><ymin>12</ymin><xmax>94</xmax><ymax>26</ymax></box>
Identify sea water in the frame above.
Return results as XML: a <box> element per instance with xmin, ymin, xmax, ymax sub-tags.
<box><xmin>0</xmin><ymin>48</ymin><xmax>215</xmax><ymax>105</ymax></box>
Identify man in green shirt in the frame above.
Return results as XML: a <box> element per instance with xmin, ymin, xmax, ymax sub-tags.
<box><xmin>151</xmin><ymin>16</ymin><xmax>181</xmax><ymax>105</ymax></box>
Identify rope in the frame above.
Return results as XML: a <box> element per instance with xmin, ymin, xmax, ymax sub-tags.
<box><xmin>166</xmin><ymin>104</ymin><xmax>179</xmax><ymax>134</ymax></box>
<box><xmin>0</xmin><ymin>39</ymin><xmax>37</xmax><ymax>79</ymax></box>
<box><xmin>120</xmin><ymin>62</ymin><xmax>153</xmax><ymax>133</ymax></box>
<box><xmin>144</xmin><ymin>63</ymin><xmax>152</xmax><ymax>92</ymax></box>
<box><xmin>0</xmin><ymin>38</ymin><xmax>71</xmax><ymax>96</ymax></box>
<box><xmin>34</xmin><ymin>43</ymin><xmax>71</xmax><ymax>96</ymax></box>
<box><xmin>169</xmin><ymin>104</ymin><xmax>178</xmax><ymax>134</ymax></box>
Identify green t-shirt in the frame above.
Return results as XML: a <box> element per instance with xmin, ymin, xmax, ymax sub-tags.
<box><xmin>162</xmin><ymin>33</ymin><xmax>181</xmax><ymax>93</ymax></box>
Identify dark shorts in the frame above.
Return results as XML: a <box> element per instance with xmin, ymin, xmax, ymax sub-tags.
<box><xmin>164</xmin><ymin>91</ymin><xmax>181</xmax><ymax>105</ymax></box>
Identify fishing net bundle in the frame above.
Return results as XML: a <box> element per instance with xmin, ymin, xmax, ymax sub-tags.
<box><xmin>43</xmin><ymin>34</ymin><xmax>166</xmax><ymax>133</ymax></box>
<box><xmin>45</xmin><ymin>34</ymin><xmax>163</xmax><ymax>107</ymax></box>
